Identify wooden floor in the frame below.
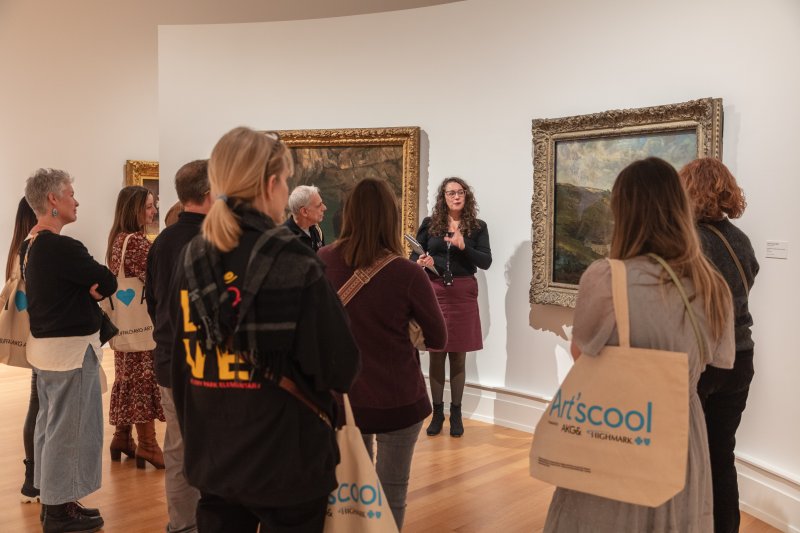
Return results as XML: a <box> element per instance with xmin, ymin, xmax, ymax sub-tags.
<box><xmin>0</xmin><ymin>356</ymin><xmax>780</xmax><ymax>532</ymax></box>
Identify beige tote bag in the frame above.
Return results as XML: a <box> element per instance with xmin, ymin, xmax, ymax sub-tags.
<box><xmin>324</xmin><ymin>394</ymin><xmax>399</xmax><ymax>533</ymax></box>
<box><xmin>0</xmin><ymin>271</ymin><xmax>32</xmax><ymax>369</ymax></box>
<box><xmin>530</xmin><ymin>257</ymin><xmax>700</xmax><ymax>507</ymax></box>
<box><xmin>100</xmin><ymin>234</ymin><xmax>155</xmax><ymax>352</ymax></box>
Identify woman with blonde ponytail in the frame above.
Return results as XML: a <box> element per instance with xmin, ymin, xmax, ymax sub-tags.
<box><xmin>170</xmin><ymin>126</ymin><xmax>360</xmax><ymax>532</ymax></box>
<box><xmin>544</xmin><ymin>158</ymin><xmax>735</xmax><ymax>533</ymax></box>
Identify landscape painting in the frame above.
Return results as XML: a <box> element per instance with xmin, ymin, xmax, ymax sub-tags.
<box><xmin>552</xmin><ymin>131</ymin><xmax>697</xmax><ymax>284</ymax></box>
<box><xmin>530</xmin><ymin>98</ymin><xmax>724</xmax><ymax>307</ymax></box>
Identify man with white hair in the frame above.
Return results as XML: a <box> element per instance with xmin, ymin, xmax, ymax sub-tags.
<box><xmin>284</xmin><ymin>184</ymin><xmax>326</xmax><ymax>251</ymax></box>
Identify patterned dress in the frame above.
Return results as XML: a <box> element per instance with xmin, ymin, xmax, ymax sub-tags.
<box><xmin>108</xmin><ymin>232</ymin><xmax>165</xmax><ymax>426</ymax></box>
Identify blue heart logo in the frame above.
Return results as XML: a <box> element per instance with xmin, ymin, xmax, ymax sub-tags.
<box><xmin>644</xmin><ymin>438</ymin><xmax>651</xmax><ymax>446</ymax></box>
<box><xmin>14</xmin><ymin>290</ymin><xmax>27</xmax><ymax>311</ymax></box>
<box><xmin>116</xmin><ymin>288</ymin><xmax>136</xmax><ymax>306</ymax></box>
<box><xmin>376</xmin><ymin>512</ymin><xmax>382</xmax><ymax>519</ymax></box>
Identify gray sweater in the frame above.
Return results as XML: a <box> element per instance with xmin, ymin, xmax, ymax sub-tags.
<box><xmin>698</xmin><ymin>218</ymin><xmax>759</xmax><ymax>352</ymax></box>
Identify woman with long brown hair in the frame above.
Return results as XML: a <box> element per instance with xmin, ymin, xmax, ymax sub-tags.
<box><xmin>319</xmin><ymin>178</ymin><xmax>447</xmax><ymax>529</ymax></box>
<box><xmin>680</xmin><ymin>158</ymin><xmax>758</xmax><ymax>533</ymax></box>
<box><xmin>106</xmin><ymin>185</ymin><xmax>165</xmax><ymax>469</ymax></box>
<box><xmin>4</xmin><ymin>197</ymin><xmax>39</xmax><ymax>503</ymax></box>
<box><xmin>412</xmin><ymin>177</ymin><xmax>491</xmax><ymax>437</ymax></box>
<box><xmin>544</xmin><ymin>158</ymin><xmax>735</xmax><ymax>532</ymax></box>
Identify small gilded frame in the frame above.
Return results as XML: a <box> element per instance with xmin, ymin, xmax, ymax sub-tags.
<box><xmin>125</xmin><ymin>160</ymin><xmax>160</xmax><ymax>238</ymax></box>
<box><xmin>530</xmin><ymin>98</ymin><xmax>723</xmax><ymax>307</ymax></box>
<box><xmin>277</xmin><ymin>127</ymin><xmax>421</xmax><ymax>255</ymax></box>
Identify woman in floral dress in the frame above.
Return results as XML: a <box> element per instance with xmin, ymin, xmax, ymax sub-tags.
<box><xmin>106</xmin><ymin>185</ymin><xmax>165</xmax><ymax>469</ymax></box>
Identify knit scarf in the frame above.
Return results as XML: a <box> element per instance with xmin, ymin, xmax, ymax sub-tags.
<box><xmin>181</xmin><ymin>202</ymin><xmax>322</xmax><ymax>381</ymax></box>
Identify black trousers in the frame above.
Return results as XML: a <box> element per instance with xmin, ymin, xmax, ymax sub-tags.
<box><xmin>196</xmin><ymin>492</ymin><xmax>327</xmax><ymax>533</ymax></box>
<box><xmin>697</xmin><ymin>349</ymin><xmax>755</xmax><ymax>533</ymax></box>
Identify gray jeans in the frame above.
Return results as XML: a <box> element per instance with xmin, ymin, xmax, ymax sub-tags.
<box><xmin>159</xmin><ymin>386</ymin><xmax>200</xmax><ymax>533</ymax></box>
<box><xmin>362</xmin><ymin>421</ymin><xmax>423</xmax><ymax>531</ymax></box>
<box><xmin>34</xmin><ymin>346</ymin><xmax>103</xmax><ymax>505</ymax></box>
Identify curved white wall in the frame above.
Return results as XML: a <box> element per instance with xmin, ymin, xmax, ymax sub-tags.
<box><xmin>158</xmin><ymin>0</ymin><xmax>800</xmax><ymax>529</ymax></box>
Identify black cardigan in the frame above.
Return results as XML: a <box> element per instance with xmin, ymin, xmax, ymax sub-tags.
<box><xmin>21</xmin><ymin>230</ymin><xmax>117</xmax><ymax>338</ymax></box>
<box><xmin>411</xmin><ymin>216</ymin><xmax>492</xmax><ymax>276</ymax></box>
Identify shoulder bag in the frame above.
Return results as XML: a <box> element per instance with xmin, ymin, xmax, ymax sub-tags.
<box><xmin>100</xmin><ymin>234</ymin><xmax>156</xmax><ymax>352</ymax></box>
<box><xmin>337</xmin><ymin>254</ymin><xmax>426</xmax><ymax>351</ymax></box>
<box><xmin>324</xmin><ymin>393</ymin><xmax>399</xmax><ymax>533</ymax></box>
<box><xmin>0</xmin><ymin>236</ymin><xmax>36</xmax><ymax>369</ymax></box>
<box><xmin>530</xmin><ymin>255</ymin><xmax>704</xmax><ymax>507</ymax></box>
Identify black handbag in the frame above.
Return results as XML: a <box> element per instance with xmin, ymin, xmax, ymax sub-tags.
<box><xmin>99</xmin><ymin>310</ymin><xmax>119</xmax><ymax>345</ymax></box>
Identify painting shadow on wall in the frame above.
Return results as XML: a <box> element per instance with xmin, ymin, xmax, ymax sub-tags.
<box><xmin>500</xmin><ymin>242</ymin><xmax>571</xmax><ymax>419</ymax></box>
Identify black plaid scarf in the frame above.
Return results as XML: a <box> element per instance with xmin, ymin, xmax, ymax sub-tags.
<box><xmin>182</xmin><ymin>202</ymin><xmax>323</xmax><ymax>380</ymax></box>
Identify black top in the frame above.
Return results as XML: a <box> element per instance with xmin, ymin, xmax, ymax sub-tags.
<box><xmin>21</xmin><ymin>230</ymin><xmax>117</xmax><ymax>338</ymax></box>
<box><xmin>410</xmin><ymin>217</ymin><xmax>492</xmax><ymax>276</ymax></box>
<box><xmin>698</xmin><ymin>218</ymin><xmax>759</xmax><ymax>352</ymax></box>
<box><xmin>283</xmin><ymin>216</ymin><xmax>324</xmax><ymax>252</ymax></box>
<box><xmin>170</xmin><ymin>221</ymin><xmax>360</xmax><ymax>507</ymax></box>
<box><xmin>146</xmin><ymin>211</ymin><xmax>205</xmax><ymax>386</ymax></box>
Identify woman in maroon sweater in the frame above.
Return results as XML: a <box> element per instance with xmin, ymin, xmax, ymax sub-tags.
<box><xmin>319</xmin><ymin>178</ymin><xmax>447</xmax><ymax>530</ymax></box>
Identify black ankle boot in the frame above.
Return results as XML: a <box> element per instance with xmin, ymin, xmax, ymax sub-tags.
<box><xmin>43</xmin><ymin>502</ymin><xmax>103</xmax><ymax>533</ymax></box>
<box><xmin>426</xmin><ymin>403</ymin><xmax>445</xmax><ymax>436</ymax></box>
<box><xmin>41</xmin><ymin>501</ymin><xmax>101</xmax><ymax>524</ymax></box>
<box><xmin>20</xmin><ymin>458</ymin><xmax>40</xmax><ymax>503</ymax></box>
<box><xmin>450</xmin><ymin>403</ymin><xmax>464</xmax><ymax>437</ymax></box>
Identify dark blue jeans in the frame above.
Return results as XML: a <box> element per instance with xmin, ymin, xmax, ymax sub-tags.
<box><xmin>697</xmin><ymin>349</ymin><xmax>754</xmax><ymax>533</ymax></box>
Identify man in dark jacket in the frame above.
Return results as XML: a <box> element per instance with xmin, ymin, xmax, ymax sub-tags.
<box><xmin>145</xmin><ymin>159</ymin><xmax>211</xmax><ymax>533</ymax></box>
<box><xmin>283</xmin><ymin>185</ymin><xmax>326</xmax><ymax>251</ymax></box>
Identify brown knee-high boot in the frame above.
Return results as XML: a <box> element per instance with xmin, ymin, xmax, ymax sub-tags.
<box><xmin>134</xmin><ymin>421</ymin><xmax>164</xmax><ymax>469</ymax></box>
<box><xmin>110</xmin><ymin>425</ymin><xmax>136</xmax><ymax>461</ymax></box>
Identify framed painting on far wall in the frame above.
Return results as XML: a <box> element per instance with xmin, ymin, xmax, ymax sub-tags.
<box><xmin>277</xmin><ymin>127</ymin><xmax>421</xmax><ymax>255</ymax></box>
<box><xmin>530</xmin><ymin>98</ymin><xmax>723</xmax><ymax>308</ymax></box>
<box><xmin>125</xmin><ymin>160</ymin><xmax>159</xmax><ymax>239</ymax></box>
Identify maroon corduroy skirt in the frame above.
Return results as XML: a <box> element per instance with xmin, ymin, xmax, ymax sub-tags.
<box><xmin>430</xmin><ymin>274</ymin><xmax>482</xmax><ymax>352</ymax></box>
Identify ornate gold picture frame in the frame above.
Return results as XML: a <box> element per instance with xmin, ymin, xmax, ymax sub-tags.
<box><xmin>278</xmin><ymin>127</ymin><xmax>421</xmax><ymax>254</ymax></box>
<box><xmin>530</xmin><ymin>98</ymin><xmax>723</xmax><ymax>307</ymax></box>
<box><xmin>125</xmin><ymin>160</ymin><xmax>160</xmax><ymax>238</ymax></box>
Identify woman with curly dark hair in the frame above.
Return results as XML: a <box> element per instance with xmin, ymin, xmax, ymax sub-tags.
<box><xmin>411</xmin><ymin>177</ymin><xmax>491</xmax><ymax>437</ymax></box>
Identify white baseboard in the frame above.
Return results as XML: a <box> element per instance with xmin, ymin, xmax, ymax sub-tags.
<box><xmin>429</xmin><ymin>379</ymin><xmax>800</xmax><ymax>532</ymax></box>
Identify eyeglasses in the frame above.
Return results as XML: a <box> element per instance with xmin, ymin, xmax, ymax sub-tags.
<box><xmin>445</xmin><ymin>189</ymin><xmax>466</xmax><ymax>198</ymax></box>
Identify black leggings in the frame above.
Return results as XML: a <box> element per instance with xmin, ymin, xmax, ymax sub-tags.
<box><xmin>428</xmin><ymin>351</ymin><xmax>466</xmax><ymax>406</ymax></box>
<box><xmin>23</xmin><ymin>370</ymin><xmax>38</xmax><ymax>460</ymax></box>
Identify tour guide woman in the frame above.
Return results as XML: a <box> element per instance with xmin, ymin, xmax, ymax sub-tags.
<box><xmin>412</xmin><ymin>176</ymin><xmax>491</xmax><ymax>437</ymax></box>
<box><xmin>171</xmin><ymin>126</ymin><xmax>360</xmax><ymax>532</ymax></box>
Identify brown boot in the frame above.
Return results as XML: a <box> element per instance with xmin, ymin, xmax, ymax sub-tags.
<box><xmin>134</xmin><ymin>421</ymin><xmax>165</xmax><ymax>469</ymax></box>
<box><xmin>110</xmin><ymin>424</ymin><xmax>136</xmax><ymax>461</ymax></box>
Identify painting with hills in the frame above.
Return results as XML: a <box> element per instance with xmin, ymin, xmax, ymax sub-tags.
<box><xmin>552</xmin><ymin>131</ymin><xmax>697</xmax><ymax>284</ymax></box>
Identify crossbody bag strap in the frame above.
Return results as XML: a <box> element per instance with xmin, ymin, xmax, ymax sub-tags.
<box><xmin>337</xmin><ymin>253</ymin><xmax>400</xmax><ymax>306</ymax></box>
<box><xmin>113</xmin><ymin>233</ymin><xmax>134</xmax><ymax>277</ymax></box>
<box><xmin>701</xmin><ymin>223</ymin><xmax>749</xmax><ymax>293</ymax></box>
<box><xmin>647</xmin><ymin>253</ymin><xmax>708</xmax><ymax>363</ymax></box>
<box><xmin>276</xmin><ymin>376</ymin><xmax>332</xmax><ymax>428</ymax></box>
<box><xmin>21</xmin><ymin>233</ymin><xmax>39</xmax><ymax>281</ymax></box>
<box><xmin>607</xmin><ymin>259</ymin><xmax>631</xmax><ymax>348</ymax></box>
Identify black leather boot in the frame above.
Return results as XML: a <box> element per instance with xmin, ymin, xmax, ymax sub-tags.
<box><xmin>43</xmin><ymin>502</ymin><xmax>103</xmax><ymax>533</ymax></box>
<box><xmin>450</xmin><ymin>403</ymin><xmax>464</xmax><ymax>437</ymax></box>
<box><xmin>426</xmin><ymin>403</ymin><xmax>445</xmax><ymax>436</ymax></box>
<box><xmin>41</xmin><ymin>501</ymin><xmax>101</xmax><ymax>524</ymax></box>
<box><xmin>20</xmin><ymin>458</ymin><xmax>39</xmax><ymax>503</ymax></box>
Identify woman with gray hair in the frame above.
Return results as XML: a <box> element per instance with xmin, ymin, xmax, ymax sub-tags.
<box><xmin>22</xmin><ymin>168</ymin><xmax>116</xmax><ymax>533</ymax></box>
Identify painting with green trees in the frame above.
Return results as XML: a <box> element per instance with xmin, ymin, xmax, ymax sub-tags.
<box><xmin>553</xmin><ymin>131</ymin><xmax>697</xmax><ymax>284</ymax></box>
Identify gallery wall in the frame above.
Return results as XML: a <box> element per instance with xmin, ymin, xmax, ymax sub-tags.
<box><xmin>157</xmin><ymin>0</ymin><xmax>800</xmax><ymax>529</ymax></box>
